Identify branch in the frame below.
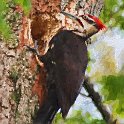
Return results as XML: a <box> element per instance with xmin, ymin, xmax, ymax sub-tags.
<box><xmin>80</xmin><ymin>92</ymin><xmax>89</xmax><ymax>98</ymax></box>
<box><xmin>83</xmin><ymin>77</ymin><xmax>119</xmax><ymax>124</ymax></box>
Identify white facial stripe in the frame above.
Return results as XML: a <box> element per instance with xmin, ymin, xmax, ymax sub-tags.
<box><xmin>87</xmin><ymin>16</ymin><xmax>95</xmax><ymax>22</ymax></box>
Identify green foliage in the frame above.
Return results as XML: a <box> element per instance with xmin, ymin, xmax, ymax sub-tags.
<box><xmin>86</xmin><ymin>51</ymin><xmax>96</xmax><ymax>73</ymax></box>
<box><xmin>53</xmin><ymin>110</ymin><xmax>105</xmax><ymax>124</ymax></box>
<box><xmin>0</xmin><ymin>0</ymin><xmax>31</xmax><ymax>40</ymax></box>
<box><xmin>100</xmin><ymin>0</ymin><xmax>124</xmax><ymax>29</ymax></box>
<box><xmin>100</xmin><ymin>75</ymin><xmax>124</xmax><ymax>117</ymax></box>
<box><xmin>0</xmin><ymin>0</ymin><xmax>11</xmax><ymax>39</ymax></box>
<box><xmin>86</xmin><ymin>51</ymin><xmax>92</xmax><ymax>73</ymax></box>
<box><xmin>14</xmin><ymin>0</ymin><xmax>31</xmax><ymax>15</ymax></box>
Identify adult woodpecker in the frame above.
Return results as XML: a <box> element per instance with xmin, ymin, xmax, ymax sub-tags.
<box><xmin>61</xmin><ymin>11</ymin><xmax>106</xmax><ymax>37</ymax></box>
<box><xmin>28</xmin><ymin>11</ymin><xmax>106</xmax><ymax>124</ymax></box>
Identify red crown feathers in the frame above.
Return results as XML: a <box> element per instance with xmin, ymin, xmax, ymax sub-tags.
<box><xmin>80</xmin><ymin>14</ymin><xmax>106</xmax><ymax>30</ymax></box>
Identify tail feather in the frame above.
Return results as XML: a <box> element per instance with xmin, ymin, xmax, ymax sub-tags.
<box><xmin>33</xmin><ymin>88</ymin><xmax>59</xmax><ymax>124</ymax></box>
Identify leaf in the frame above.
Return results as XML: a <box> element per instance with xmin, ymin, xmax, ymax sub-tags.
<box><xmin>53</xmin><ymin>110</ymin><xmax>105</xmax><ymax>124</ymax></box>
<box><xmin>100</xmin><ymin>74</ymin><xmax>124</xmax><ymax>117</ymax></box>
<box><xmin>100</xmin><ymin>0</ymin><xmax>124</xmax><ymax>29</ymax></box>
<box><xmin>23</xmin><ymin>0</ymin><xmax>31</xmax><ymax>15</ymax></box>
<box><xmin>14</xmin><ymin>0</ymin><xmax>31</xmax><ymax>15</ymax></box>
<box><xmin>0</xmin><ymin>15</ymin><xmax>11</xmax><ymax>39</ymax></box>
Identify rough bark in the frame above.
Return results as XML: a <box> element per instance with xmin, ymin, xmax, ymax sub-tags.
<box><xmin>0</xmin><ymin>1</ymin><xmax>38</xmax><ymax>124</ymax></box>
<box><xmin>0</xmin><ymin>41</ymin><xmax>38</xmax><ymax>124</ymax></box>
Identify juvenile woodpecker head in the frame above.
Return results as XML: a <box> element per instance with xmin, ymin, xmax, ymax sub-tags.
<box><xmin>80</xmin><ymin>14</ymin><xmax>106</xmax><ymax>31</ymax></box>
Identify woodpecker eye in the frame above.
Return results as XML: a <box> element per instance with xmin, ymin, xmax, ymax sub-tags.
<box><xmin>83</xmin><ymin>16</ymin><xmax>87</xmax><ymax>19</ymax></box>
<box><xmin>80</xmin><ymin>15</ymin><xmax>90</xmax><ymax>21</ymax></box>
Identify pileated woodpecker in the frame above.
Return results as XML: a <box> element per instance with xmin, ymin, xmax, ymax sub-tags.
<box><xmin>28</xmin><ymin>12</ymin><xmax>106</xmax><ymax>124</ymax></box>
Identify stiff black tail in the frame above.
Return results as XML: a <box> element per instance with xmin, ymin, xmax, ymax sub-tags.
<box><xmin>33</xmin><ymin>88</ymin><xmax>59</xmax><ymax>124</ymax></box>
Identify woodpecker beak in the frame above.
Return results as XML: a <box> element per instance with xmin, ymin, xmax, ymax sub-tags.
<box><xmin>61</xmin><ymin>11</ymin><xmax>84</xmax><ymax>28</ymax></box>
<box><xmin>61</xmin><ymin>11</ymin><xmax>79</xmax><ymax>20</ymax></box>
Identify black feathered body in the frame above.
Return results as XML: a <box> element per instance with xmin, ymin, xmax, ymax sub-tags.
<box><xmin>34</xmin><ymin>30</ymin><xmax>88</xmax><ymax>124</ymax></box>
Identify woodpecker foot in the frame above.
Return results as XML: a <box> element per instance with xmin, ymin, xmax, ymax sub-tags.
<box><xmin>25</xmin><ymin>40</ymin><xmax>40</xmax><ymax>56</ymax></box>
<box><xmin>26</xmin><ymin>45</ymin><xmax>37</xmax><ymax>54</ymax></box>
<box><xmin>25</xmin><ymin>40</ymin><xmax>46</xmax><ymax>66</ymax></box>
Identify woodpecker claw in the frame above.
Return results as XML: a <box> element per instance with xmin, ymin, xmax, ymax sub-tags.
<box><xmin>25</xmin><ymin>40</ymin><xmax>40</xmax><ymax>56</ymax></box>
<box><xmin>34</xmin><ymin>40</ymin><xmax>40</xmax><ymax>55</ymax></box>
<box><xmin>25</xmin><ymin>45</ymin><xmax>37</xmax><ymax>54</ymax></box>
